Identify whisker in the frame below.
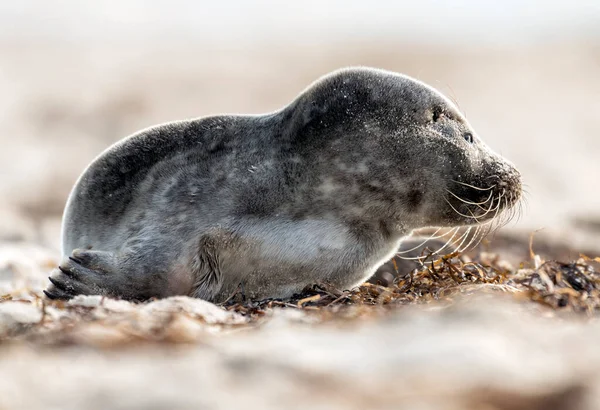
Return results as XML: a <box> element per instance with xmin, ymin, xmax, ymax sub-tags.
<box><xmin>488</xmin><ymin>190</ymin><xmax>508</xmax><ymax>236</ymax></box>
<box><xmin>472</xmin><ymin>190</ymin><xmax>501</xmax><ymax>219</ymax></box>
<box><xmin>478</xmin><ymin>202</ymin><xmax>501</xmax><ymax>240</ymax></box>
<box><xmin>460</xmin><ymin>225</ymin><xmax>482</xmax><ymax>253</ymax></box>
<box><xmin>444</xmin><ymin>197</ymin><xmax>482</xmax><ymax>222</ymax></box>
<box><xmin>451</xmin><ymin>180</ymin><xmax>495</xmax><ymax>191</ymax></box>
<box><xmin>444</xmin><ymin>82</ymin><xmax>463</xmax><ymax>115</ymax></box>
<box><xmin>396</xmin><ymin>227</ymin><xmax>444</xmax><ymax>254</ymax></box>
<box><xmin>471</xmin><ymin>223</ymin><xmax>492</xmax><ymax>250</ymax></box>
<box><xmin>396</xmin><ymin>226</ymin><xmax>460</xmax><ymax>261</ymax></box>
<box><xmin>434</xmin><ymin>226</ymin><xmax>462</xmax><ymax>254</ymax></box>
<box><xmin>517</xmin><ymin>199</ymin><xmax>525</xmax><ymax>222</ymax></box>
<box><xmin>451</xmin><ymin>226</ymin><xmax>472</xmax><ymax>253</ymax></box>
<box><xmin>469</xmin><ymin>232</ymin><xmax>484</xmax><ymax>252</ymax></box>
<box><xmin>501</xmin><ymin>193</ymin><xmax>517</xmax><ymax>228</ymax></box>
<box><xmin>446</xmin><ymin>189</ymin><xmax>494</xmax><ymax>209</ymax></box>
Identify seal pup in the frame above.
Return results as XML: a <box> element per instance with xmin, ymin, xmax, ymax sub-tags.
<box><xmin>45</xmin><ymin>67</ymin><xmax>522</xmax><ymax>302</ymax></box>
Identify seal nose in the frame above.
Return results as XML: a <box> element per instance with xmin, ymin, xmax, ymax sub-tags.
<box><xmin>495</xmin><ymin>166</ymin><xmax>522</xmax><ymax>208</ymax></box>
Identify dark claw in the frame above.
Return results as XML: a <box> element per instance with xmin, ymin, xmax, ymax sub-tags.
<box><xmin>48</xmin><ymin>276</ymin><xmax>67</xmax><ymax>291</ymax></box>
<box><xmin>58</xmin><ymin>265</ymin><xmax>75</xmax><ymax>277</ymax></box>
<box><xmin>69</xmin><ymin>255</ymin><xmax>83</xmax><ymax>265</ymax></box>
<box><xmin>43</xmin><ymin>290</ymin><xmax>59</xmax><ymax>299</ymax></box>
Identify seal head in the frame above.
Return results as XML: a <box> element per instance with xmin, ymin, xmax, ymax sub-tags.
<box><xmin>282</xmin><ymin>68</ymin><xmax>521</xmax><ymax>232</ymax></box>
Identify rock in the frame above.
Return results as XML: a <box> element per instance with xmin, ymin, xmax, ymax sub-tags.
<box><xmin>140</xmin><ymin>296</ymin><xmax>246</xmax><ymax>325</ymax></box>
<box><xmin>0</xmin><ymin>301</ymin><xmax>42</xmax><ymax>336</ymax></box>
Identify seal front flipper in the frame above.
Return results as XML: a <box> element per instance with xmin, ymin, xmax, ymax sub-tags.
<box><xmin>45</xmin><ymin>249</ymin><xmax>171</xmax><ymax>301</ymax></box>
<box><xmin>189</xmin><ymin>232</ymin><xmax>227</xmax><ymax>302</ymax></box>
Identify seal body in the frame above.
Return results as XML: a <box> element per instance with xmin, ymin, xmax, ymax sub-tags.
<box><xmin>45</xmin><ymin>67</ymin><xmax>522</xmax><ymax>302</ymax></box>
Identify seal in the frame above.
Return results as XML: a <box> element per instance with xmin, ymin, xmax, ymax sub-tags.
<box><xmin>44</xmin><ymin>67</ymin><xmax>522</xmax><ymax>302</ymax></box>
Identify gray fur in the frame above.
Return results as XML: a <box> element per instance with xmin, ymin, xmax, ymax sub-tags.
<box><xmin>45</xmin><ymin>67</ymin><xmax>522</xmax><ymax>302</ymax></box>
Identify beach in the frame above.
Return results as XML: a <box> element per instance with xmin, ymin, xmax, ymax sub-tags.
<box><xmin>1</xmin><ymin>2</ymin><xmax>600</xmax><ymax>409</ymax></box>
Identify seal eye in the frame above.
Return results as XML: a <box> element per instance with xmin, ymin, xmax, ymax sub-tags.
<box><xmin>464</xmin><ymin>133</ymin><xmax>474</xmax><ymax>143</ymax></box>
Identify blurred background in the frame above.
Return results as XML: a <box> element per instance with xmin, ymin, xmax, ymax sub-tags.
<box><xmin>1</xmin><ymin>0</ymin><xmax>599</xmax><ymax>255</ymax></box>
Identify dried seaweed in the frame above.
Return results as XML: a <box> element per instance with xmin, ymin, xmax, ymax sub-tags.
<box><xmin>511</xmin><ymin>258</ymin><xmax>600</xmax><ymax>314</ymax></box>
<box><xmin>222</xmin><ymin>251</ymin><xmax>600</xmax><ymax>317</ymax></box>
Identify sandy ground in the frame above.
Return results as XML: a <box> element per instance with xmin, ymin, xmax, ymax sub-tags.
<box><xmin>2</xmin><ymin>260</ymin><xmax>600</xmax><ymax>410</ymax></box>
